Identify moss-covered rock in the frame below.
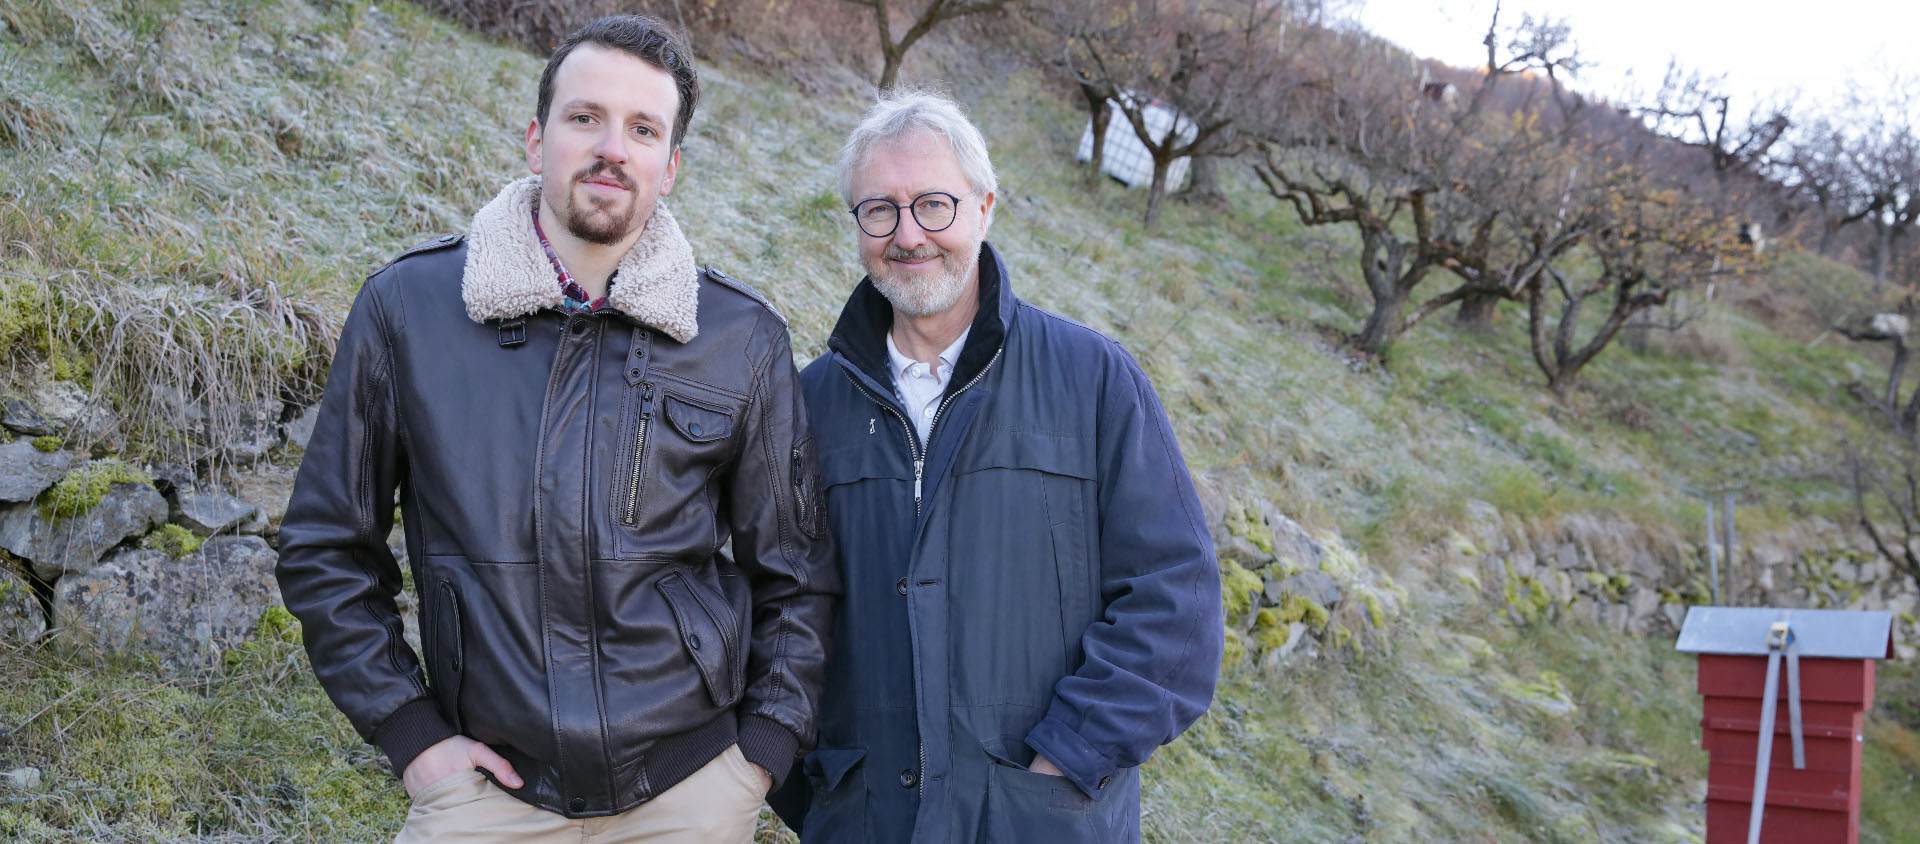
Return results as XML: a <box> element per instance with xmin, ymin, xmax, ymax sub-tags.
<box><xmin>1219</xmin><ymin>556</ymin><xmax>1264</xmax><ymax>624</ymax></box>
<box><xmin>140</xmin><ymin>524</ymin><xmax>201</xmax><ymax>558</ymax></box>
<box><xmin>1225</xmin><ymin>503</ymin><xmax>1274</xmax><ymax>554</ymax></box>
<box><xmin>30</xmin><ymin>436</ymin><xmax>60</xmax><ymax>453</ymax></box>
<box><xmin>1253</xmin><ymin>618</ymin><xmax>1292</xmax><ymax>653</ymax></box>
<box><xmin>1505</xmin><ymin>574</ymin><xmax>1554</xmax><ymax>624</ymax></box>
<box><xmin>255</xmin><ymin>605</ymin><xmax>301</xmax><ymax>645</ymax></box>
<box><xmin>39</xmin><ymin>459</ymin><xmax>151</xmax><ymax>522</ymax></box>
<box><xmin>1277</xmin><ymin>591</ymin><xmax>1330</xmax><ymax>632</ymax></box>
<box><xmin>1220</xmin><ymin>630</ymin><xmax>1248</xmax><ymax>668</ymax></box>
<box><xmin>1359</xmin><ymin>591</ymin><xmax>1386</xmax><ymax>628</ymax></box>
<box><xmin>1447</xmin><ymin>529</ymin><xmax>1479</xmax><ymax>557</ymax></box>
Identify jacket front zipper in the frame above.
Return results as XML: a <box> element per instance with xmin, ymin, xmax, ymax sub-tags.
<box><xmin>838</xmin><ymin>346</ymin><xmax>1003</xmax><ymax>802</ymax></box>
<box><xmin>623</xmin><ymin>382</ymin><xmax>655</xmax><ymax>526</ymax></box>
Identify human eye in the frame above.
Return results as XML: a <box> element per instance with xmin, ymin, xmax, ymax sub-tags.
<box><xmin>859</xmin><ymin>201</ymin><xmax>894</xmax><ymax>222</ymax></box>
<box><xmin>631</xmin><ymin>123</ymin><xmax>656</xmax><ymax>138</ymax></box>
<box><xmin>916</xmin><ymin>195</ymin><xmax>953</xmax><ymax>213</ymax></box>
<box><xmin>569</xmin><ymin>113</ymin><xmax>595</xmax><ymax>125</ymax></box>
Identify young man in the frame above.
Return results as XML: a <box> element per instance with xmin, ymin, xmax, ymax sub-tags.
<box><xmin>276</xmin><ymin>17</ymin><xmax>837</xmax><ymax>843</ymax></box>
<box><xmin>776</xmin><ymin>90</ymin><xmax>1222</xmax><ymax>843</ymax></box>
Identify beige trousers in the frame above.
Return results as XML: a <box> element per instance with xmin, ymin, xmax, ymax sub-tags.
<box><xmin>393</xmin><ymin>744</ymin><xmax>765</xmax><ymax>844</ymax></box>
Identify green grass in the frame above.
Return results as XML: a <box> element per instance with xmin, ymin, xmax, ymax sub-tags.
<box><xmin>3</xmin><ymin>0</ymin><xmax>1918</xmax><ymax>841</ymax></box>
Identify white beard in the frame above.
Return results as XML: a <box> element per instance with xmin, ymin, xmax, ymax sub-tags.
<box><xmin>869</xmin><ymin>237</ymin><xmax>980</xmax><ymax>318</ymax></box>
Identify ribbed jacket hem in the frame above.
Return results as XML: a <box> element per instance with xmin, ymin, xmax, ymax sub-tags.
<box><xmin>492</xmin><ymin>710</ymin><xmax>742</xmax><ymax>818</ymax></box>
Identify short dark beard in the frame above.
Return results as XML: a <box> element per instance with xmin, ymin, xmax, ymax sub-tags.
<box><xmin>563</xmin><ymin>161</ymin><xmax>641</xmax><ymax>245</ymax></box>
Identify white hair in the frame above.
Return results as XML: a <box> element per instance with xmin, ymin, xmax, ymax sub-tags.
<box><xmin>836</xmin><ymin>89</ymin><xmax>998</xmax><ymax>227</ymax></box>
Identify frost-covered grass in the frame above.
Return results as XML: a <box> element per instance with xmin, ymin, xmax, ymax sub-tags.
<box><xmin>2</xmin><ymin>0</ymin><xmax>1916</xmax><ymax>841</ymax></box>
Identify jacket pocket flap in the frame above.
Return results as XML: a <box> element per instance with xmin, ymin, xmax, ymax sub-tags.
<box><xmin>803</xmin><ymin>747</ymin><xmax>867</xmax><ymax>791</ymax></box>
<box><xmin>655</xmin><ymin>570</ymin><xmax>735</xmax><ymax>706</ymax></box>
<box><xmin>663</xmin><ymin>394</ymin><xmax>733</xmax><ymax>442</ymax></box>
<box><xmin>819</xmin><ymin>443</ymin><xmax>911</xmax><ymax>487</ymax></box>
<box><xmin>953</xmin><ymin>429</ymin><xmax>1095</xmax><ymax>480</ymax></box>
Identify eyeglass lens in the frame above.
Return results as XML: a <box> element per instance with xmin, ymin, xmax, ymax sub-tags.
<box><xmin>854</xmin><ymin>193</ymin><xmax>960</xmax><ymax>237</ymax></box>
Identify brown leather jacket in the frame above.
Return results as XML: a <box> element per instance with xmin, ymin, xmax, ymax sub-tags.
<box><xmin>276</xmin><ymin>186</ymin><xmax>837</xmax><ymax>819</ymax></box>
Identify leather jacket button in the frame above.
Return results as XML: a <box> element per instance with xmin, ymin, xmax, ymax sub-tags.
<box><xmin>568</xmin><ymin>797</ymin><xmax>587</xmax><ymax>813</ymax></box>
<box><xmin>688</xmin><ymin>422</ymin><xmax>703</xmax><ymax>437</ymax></box>
<box><xmin>896</xmin><ymin>577</ymin><xmax>908</xmax><ymax>596</ymax></box>
<box><xmin>688</xmin><ymin>633</ymin><xmax>702</xmax><ymax>650</ymax></box>
<box><xmin>899</xmin><ymin>769</ymin><xmax>917</xmax><ymax>788</ymax></box>
<box><xmin>570</xmin><ymin>321</ymin><xmax>588</xmax><ymax>335</ymax></box>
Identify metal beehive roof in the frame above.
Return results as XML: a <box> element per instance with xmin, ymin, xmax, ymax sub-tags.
<box><xmin>1675</xmin><ymin>606</ymin><xmax>1895</xmax><ymax>659</ymax></box>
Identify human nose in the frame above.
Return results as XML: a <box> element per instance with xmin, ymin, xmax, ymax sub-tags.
<box><xmin>890</xmin><ymin>206</ymin><xmax>930</xmax><ymax>248</ymax></box>
<box><xmin>593</xmin><ymin>126</ymin><xmax>628</xmax><ymax>165</ymax></box>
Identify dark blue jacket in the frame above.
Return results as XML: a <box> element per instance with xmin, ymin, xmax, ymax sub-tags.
<box><xmin>777</xmin><ymin>242</ymin><xmax>1222</xmax><ymax>843</ymax></box>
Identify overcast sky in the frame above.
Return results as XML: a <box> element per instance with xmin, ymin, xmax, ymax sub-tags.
<box><xmin>1350</xmin><ymin>0</ymin><xmax>1920</xmax><ymax>114</ymax></box>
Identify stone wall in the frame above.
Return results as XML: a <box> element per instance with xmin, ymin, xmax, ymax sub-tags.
<box><xmin>0</xmin><ymin>386</ymin><xmax>315</xmax><ymax>668</ymax></box>
<box><xmin>1446</xmin><ymin>500</ymin><xmax>1919</xmax><ymax>659</ymax></box>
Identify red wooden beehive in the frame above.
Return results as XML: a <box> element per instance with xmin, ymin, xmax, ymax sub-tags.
<box><xmin>1678</xmin><ymin>608</ymin><xmax>1895</xmax><ymax>844</ymax></box>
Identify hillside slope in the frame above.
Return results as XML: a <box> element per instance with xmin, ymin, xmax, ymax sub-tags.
<box><xmin>1</xmin><ymin>1</ymin><xmax>1915</xmax><ymax>842</ymax></box>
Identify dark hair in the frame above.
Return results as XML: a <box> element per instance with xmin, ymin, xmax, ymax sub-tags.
<box><xmin>535</xmin><ymin>16</ymin><xmax>699</xmax><ymax>149</ymax></box>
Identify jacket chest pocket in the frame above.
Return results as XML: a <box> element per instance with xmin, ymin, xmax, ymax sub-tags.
<box><xmin>613</xmin><ymin>382</ymin><xmax>742</xmax><ymax>559</ymax></box>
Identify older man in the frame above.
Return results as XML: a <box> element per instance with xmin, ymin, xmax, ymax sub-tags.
<box><xmin>777</xmin><ymin>90</ymin><xmax>1222</xmax><ymax>843</ymax></box>
<box><xmin>277</xmin><ymin>16</ymin><xmax>836</xmax><ymax>843</ymax></box>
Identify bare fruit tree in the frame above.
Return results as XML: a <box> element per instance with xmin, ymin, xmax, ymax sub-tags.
<box><xmin>1249</xmin><ymin>7</ymin><xmax>1580</xmax><ymax>352</ymax></box>
<box><xmin>1072</xmin><ymin>0</ymin><xmax>1300</xmax><ymax>228</ymax></box>
<box><xmin>842</xmin><ymin>0</ymin><xmax>1015</xmax><ymax>90</ymax></box>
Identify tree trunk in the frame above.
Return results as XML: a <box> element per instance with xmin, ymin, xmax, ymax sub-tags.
<box><xmin>1086</xmin><ymin>96</ymin><xmax>1110</xmax><ymax>179</ymax></box>
<box><xmin>1143</xmin><ymin>154</ymin><xmax>1172</xmax><ymax>229</ymax></box>
<box><xmin>1453</xmin><ymin>290</ymin><xmax>1502</xmax><ymax>328</ymax></box>
<box><xmin>1357</xmin><ymin>291</ymin><xmax>1404</xmax><ymax>355</ymax></box>
<box><xmin>1818</xmin><ymin>218</ymin><xmax>1842</xmax><ymax>257</ymax></box>
<box><xmin>878</xmin><ymin>52</ymin><xmax>903</xmax><ymax>90</ymax></box>
<box><xmin>1176</xmin><ymin>155</ymin><xmax>1225</xmax><ymax>207</ymax></box>
<box><xmin>1874</xmin><ymin>221</ymin><xmax>1894</xmax><ymax>285</ymax></box>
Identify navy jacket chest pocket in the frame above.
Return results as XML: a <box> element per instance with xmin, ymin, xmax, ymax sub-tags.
<box><xmin>950</xmin><ymin>429</ymin><xmax>1096</xmax><ymax>480</ymax></box>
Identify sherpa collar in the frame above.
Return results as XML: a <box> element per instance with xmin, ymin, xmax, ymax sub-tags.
<box><xmin>461</xmin><ymin>175</ymin><xmax>700</xmax><ymax>343</ymax></box>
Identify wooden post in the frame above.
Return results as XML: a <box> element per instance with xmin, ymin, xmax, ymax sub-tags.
<box><xmin>1707</xmin><ymin>499</ymin><xmax>1722</xmax><ymax>606</ymax></box>
<box><xmin>1725</xmin><ymin>494</ymin><xmax>1738</xmax><ymax>603</ymax></box>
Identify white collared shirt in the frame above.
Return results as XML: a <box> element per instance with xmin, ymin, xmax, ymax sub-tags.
<box><xmin>887</xmin><ymin>327</ymin><xmax>970</xmax><ymax>445</ymax></box>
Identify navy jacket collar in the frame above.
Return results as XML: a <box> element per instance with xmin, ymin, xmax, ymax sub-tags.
<box><xmin>826</xmin><ymin>241</ymin><xmax>1017</xmax><ymax>401</ymax></box>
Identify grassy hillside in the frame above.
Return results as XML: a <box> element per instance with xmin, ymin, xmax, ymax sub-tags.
<box><xmin>2</xmin><ymin>1</ymin><xmax>1916</xmax><ymax>842</ymax></box>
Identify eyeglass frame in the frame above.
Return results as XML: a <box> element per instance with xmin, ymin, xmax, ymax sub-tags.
<box><xmin>848</xmin><ymin>190</ymin><xmax>982</xmax><ymax>238</ymax></box>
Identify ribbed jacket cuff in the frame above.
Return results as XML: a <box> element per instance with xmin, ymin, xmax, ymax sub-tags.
<box><xmin>736</xmin><ymin>715</ymin><xmax>800</xmax><ymax>791</ymax></box>
<box><xmin>372</xmin><ymin>698</ymin><xmax>458</xmax><ymax>777</ymax></box>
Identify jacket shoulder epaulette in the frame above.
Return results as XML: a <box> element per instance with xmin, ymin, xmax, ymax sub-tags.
<box><xmin>701</xmin><ymin>265</ymin><xmax>787</xmax><ymax>326</ymax></box>
<box><xmin>370</xmin><ymin>233</ymin><xmax>464</xmax><ymax>278</ymax></box>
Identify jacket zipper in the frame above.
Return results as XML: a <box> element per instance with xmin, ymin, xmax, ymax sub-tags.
<box><xmin>622</xmin><ymin>382</ymin><xmax>655</xmax><ymax>526</ymax></box>
<box><xmin>791</xmin><ymin>449</ymin><xmax>810</xmax><ymax>528</ymax></box>
<box><xmin>838</xmin><ymin>346</ymin><xmax>1003</xmax><ymax>801</ymax></box>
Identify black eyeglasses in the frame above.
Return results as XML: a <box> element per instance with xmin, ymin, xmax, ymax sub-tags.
<box><xmin>850</xmin><ymin>190</ymin><xmax>979</xmax><ymax>238</ymax></box>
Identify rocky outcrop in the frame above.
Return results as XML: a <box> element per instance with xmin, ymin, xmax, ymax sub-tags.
<box><xmin>0</xmin><ymin>441</ymin><xmax>73</xmax><ymax>503</ymax></box>
<box><xmin>1</xmin><ymin>483</ymin><xmax>168</xmax><ymax>581</ymax></box>
<box><xmin>172</xmin><ymin>486</ymin><xmax>262</xmax><ymax>536</ymax></box>
<box><xmin>0</xmin><ymin>562</ymin><xmax>44</xmax><ymax>643</ymax></box>
<box><xmin>1204</xmin><ymin>478</ymin><xmax>1404</xmax><ymax>672</ymax></box>
<box><xmin>1</xmin><ymin>397</ymin><xmax>55</xmax><ymax>437</ymax></box>
<box><xmin>52</xmin><ymin>536</ymin><xmax>282</xmax><ymax>667</ymax></box>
